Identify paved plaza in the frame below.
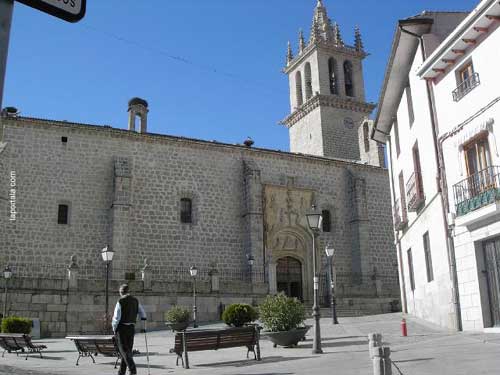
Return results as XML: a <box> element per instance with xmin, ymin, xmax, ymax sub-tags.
<box><xmin>0</xmin><ymin>313</ymin><xmax>499</xmax><ymax>375</ymax></box>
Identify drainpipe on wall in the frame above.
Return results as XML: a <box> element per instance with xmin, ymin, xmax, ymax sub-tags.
<box><xmin>399</xmin><ymin>25</ymin><xmax>462</xmax><ymax>331</ymax></box>
<box><xmin>386</xmin><ymin>135</ymin><xmax>408</xmax><ymax>314</ymax></box>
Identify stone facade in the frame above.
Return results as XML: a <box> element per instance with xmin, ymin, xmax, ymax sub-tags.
<box><xmin>0</xmin><ymin>1</ymin><xmax>399</xmax><ymax>337</ymax></box>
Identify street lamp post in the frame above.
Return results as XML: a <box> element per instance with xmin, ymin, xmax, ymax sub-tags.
<box><xmin>325</xmin><ymin>243</ymin><xmax>339</xmax><ymax>324</ymax></box>
<box><xmin>3</xmin><ymin>265</ymin><xmax>12</xmax><ymax>318</ymax></box>
<box><xmin>190</xmin><ymin>266</ymin><xmax>198</xmax><ymax>328</ymax></box>
<box><xmin>101</xmin><ymin>246</ymin><xmax>114</xmax><ymax>332</ymax></box>
<box><xmin>306</xmin><ymin>205</ymin><xmax>323</xmax><ymax>354</ymax></box>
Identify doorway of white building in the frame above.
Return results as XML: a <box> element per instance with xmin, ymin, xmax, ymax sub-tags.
<box><xmin>483</xmin><ymin>238</ymin><xmax>500</xmax><ymax>327</ymax></box>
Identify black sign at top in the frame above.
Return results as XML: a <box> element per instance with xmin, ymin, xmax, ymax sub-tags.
<box><xmin>16</xmin><ymin>0</ymin><xmax>86</xmax><ymax>23</ymax></box>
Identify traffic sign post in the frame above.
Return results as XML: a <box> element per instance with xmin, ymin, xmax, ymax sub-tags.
<box><xmin>0</xmin><ymin>0</ymin><xmax>85</xmax><ymax>113</ymax></box>
<box><xmin>16</xmin><ymin>0</ymin><xmax>86</xmax><ymax>23</ymax></box>
<box><xmin>0</xmin><ymin>0</ymin><xmax>14</xmax><ymax>112</ymax></box>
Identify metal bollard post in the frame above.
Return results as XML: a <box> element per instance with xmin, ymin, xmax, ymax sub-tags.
<box><xmin>372</xmin><ymin>347</ymin><xmax>384</xmax><ymax>375</ymax></box>
<box><xmin>368</xmin><ymin>333</ymin><xmax>383</xmax><ymax>359</ymax></box>
<box><xmin>383</xmin><ymin>347</ymin><xmax>392</xmax><ymax>375</ymax></box>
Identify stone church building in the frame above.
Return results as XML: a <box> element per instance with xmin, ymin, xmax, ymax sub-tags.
<box><xmin>0</xmin><ymin>1</ymin><xmax>399</xmax><ymax>336</ymax></box>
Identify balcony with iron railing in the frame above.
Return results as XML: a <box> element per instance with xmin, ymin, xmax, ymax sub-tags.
<box><xmin>452</xmin><ymin>72</ymin><xmax>480</xmax><ymax>102</ymax></box>
<box><xmin>453</xmin><ymin>166</ymin><xmax>500</xmax><ymax>217</ymax></box>
<box><xmin>406</xmin><ymin>171</ymin><xmax>425</xmax><ymax>212</ymax></box>
<box><xmin>393</xmin><ymin>198</ymin><xmax>408</xmax><ymax>231</ymax></box>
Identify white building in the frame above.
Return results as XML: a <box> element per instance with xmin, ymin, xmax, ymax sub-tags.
<box><xmin>372</xmin><ymin>12</ymin><xmax>469</xmax><ymax>330</ymax></box>
<box><xmin>418</xmin><ymin>0</ymin><xmax>500</xmax><ymax>331</ymax></box>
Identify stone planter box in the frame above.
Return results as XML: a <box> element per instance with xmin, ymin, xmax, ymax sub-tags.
<box><xmin>166</xmin><ymin>321</ymin><xmax>190</xmax><ymax>331</ymax></box>
<box><xmin>263</xmin><ymin>326</ymin><xmax>310</xmax><ymax>348</ymax></box>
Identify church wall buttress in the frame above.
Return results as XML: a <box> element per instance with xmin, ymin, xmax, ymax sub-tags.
<box><xmin>111</xmin><ymin>157</ymin><xmax>132</xmax><ymax>279</ymax></box>
<box><xmin>243</xmin><ymin>160</ymin><xmax>264</xmax><ymax>284</ymax></box>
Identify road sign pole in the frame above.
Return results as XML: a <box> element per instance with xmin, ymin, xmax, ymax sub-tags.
<box><xmin>0</xmin><ymin>0</ymin><xmax>14</xmax><ymax>112</ymax></box>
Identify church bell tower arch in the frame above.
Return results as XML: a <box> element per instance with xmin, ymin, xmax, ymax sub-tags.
<box><xmin>280</xmin><ymin>0</ymin><xmax>376</xmax><ymax>161</ymax></box>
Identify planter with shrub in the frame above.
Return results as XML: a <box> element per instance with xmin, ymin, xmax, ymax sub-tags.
<box><xmin>1</xmin><ymin>316</ymin><xmax>32</xmax><ymax>334</ymax></box>
<box><xmin>258</xmin><ymin>293</ymin><xmax>309</xmax><ymax>347</ymax></box>
<box><xmin>165</xmin><ymin>306</ymin><xmax>191</xmax><ymax>331</ymax></box>
<box><xmin>222</xmin><ymin>303</ymin><xmax>259</xmax><ymax>327</ymax></box>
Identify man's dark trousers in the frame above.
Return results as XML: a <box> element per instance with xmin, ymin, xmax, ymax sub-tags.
<box><xmin>116</xmin><ymin>324</ymin><xmax>136</xmax><ymax>375</ymax></box>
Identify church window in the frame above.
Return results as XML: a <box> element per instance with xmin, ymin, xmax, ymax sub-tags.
<box><xmin>363</xmin><ymin>122</ymin><xmax>370</xmax><ymax>152</ymax></box>
<box><xmin>304</xmin><ymin>62</ymin><xmax>313</xmax><ymax>100</ymax></box>
<box><xmin>328</xmin><ymin>58</ymin><xmax>338</xmax><ymax>95</ymax></box>
<box><xmin>344</xmin><ymin>60</ymin><xmax>354</xmax><ymax>97</ymax></box>
<box><xmin>295</xmin><ymin>71</ymin><xmax>303</xmax><ymax>107</ymax></box>
<box><xmin>180</xmin><ymin>198</ymin><xmax>192</xmax><ymax>223</ymax></box>
<box><xmin>57</xmin><ymin>204</ymin><xmax>69</xmax><ymax>225</ymax></box>
<box><xmin>321</xmin><ymin>210</ymin><xmax>331</xmax><ymax>232</ymax></box>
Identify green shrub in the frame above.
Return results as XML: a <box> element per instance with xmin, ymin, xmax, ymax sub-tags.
<box><xmin>1</xmin><ymin>316</ymin><xmax>32</xmax><ymax>334</ymax></box>
<box><xmin>222</xmin><ymin>303</ymin><xmax>259</xmax><ymax>327</ymax></box>
<box><xmin>164</xmin><ymin>306</ymin><xmax>190</xmax><ymax>323</ymax></box>
<box><xmin>258</xmin><ymin>293</ymin><xmax>306</xmax><ymax>332</ymax></box>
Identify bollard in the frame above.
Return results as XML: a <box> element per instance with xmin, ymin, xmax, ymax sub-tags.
<box><xmin>383</xmin><ymin>347</ymin><xmax>392</xmax><ymax>375</ymax></box>
<box><xmin>372</xmin><ymin>347</ymin><xmax>384</xmax><ymax>375</ymax></box>
<box><xmin>368</xmin><ymin>333</ymin><xmax>383</xmax><ymax>359</ymax></box>
<box><xmin>401</xmin><ymin>318</ymin><xmax>408</xmax><ymax>337</ymax></box>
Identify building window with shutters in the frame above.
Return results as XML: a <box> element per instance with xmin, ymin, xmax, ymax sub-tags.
<box><xmin>57</xmin><ymin>203</ymin><xmax>70</xmax><ymax>225</ymax></box>
<box><xmin>453</xmin><ymin>60</ymin><xmax>480</xmax><ymax>102</ymax></box>
<box><xmin>180</xmin><ymin>198</ymin><xmax>192</xmax><ymax>224</ymax></box>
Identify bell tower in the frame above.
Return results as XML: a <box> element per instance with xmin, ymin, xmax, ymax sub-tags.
<box><xmin>280</xmin><ymin>0</ymin><xmax>376</xmax><ymax>161</ymax></box>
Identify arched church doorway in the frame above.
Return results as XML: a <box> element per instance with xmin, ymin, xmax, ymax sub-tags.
<box><xmin>277</xmin><ymin>257</ymin><xmax>303</xmax><ymax>301</ymax></box>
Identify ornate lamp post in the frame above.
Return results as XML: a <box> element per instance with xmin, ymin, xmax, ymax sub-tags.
<box><xmin>306</xmin><ymin>205</ymin><xmax>323</xmax><ymax>354</ymax></box>
<box><xmin>325</xmin><ymin>243</ymin><xmax>339</xmax><ymax>324</ymax></box>
<box><xmin>190</xmin><ymin>266</ymin><xmax>198</xmax><ymax>328</ymax></box>
<box><xmin>3</xmin><ymin>265</ymin><xmax>12</xmax><ymax>318</ymax></box>
<box><xmin>101</xmin><ymin>246</ymin><xmax>114</xmax><ymax>331</ymax></box>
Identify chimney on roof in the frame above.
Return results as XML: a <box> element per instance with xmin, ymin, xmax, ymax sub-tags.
<box><xmin>1</xmin><ymin>106</ymin><xmax>19</xmax><ymax>118</ymax></box>
<box><xmin>244</xmin><ymin>137</ymin><xmax>254</xmax><ymax>147</ymax></box>
<box><xmin>128</xmin><ymin>97</ymin><xmax>148</xmax><ymax>133</ymax></box>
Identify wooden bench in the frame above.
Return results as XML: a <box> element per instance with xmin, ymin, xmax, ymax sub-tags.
<box><xmin>0</xmin><ymin>333</ymin><xmax>47</xmax><ymax>360</ymax></box>
<box><xmin>170</xmin><ymin>326</ymin><xmax>262</xmax><ymax>369</ymax></box>
<box><xmin>66</xmin><ymin>335</ymin><xmax>120</xmax><ymax>368</ymax></box>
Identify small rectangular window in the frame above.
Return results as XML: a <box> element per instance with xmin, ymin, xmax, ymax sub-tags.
<box><xmin>57</xmin><ymin>204</ymin><xmax>69</xmax><ymax>225</ymax></box>
<box><xmin>407</xmin><ymin>248</ymin><xmax>415</xmax><ymax>291</ymax></box>
<box><xmin>61</xmin><ymin>136</ymin><xmax>68</xmax><ymax>143</ymax></box>
<box><xmin>394</xmin><ymin>116</ymin><xmax>401</xmax><ymax>157</ymax></box>
<box><xmin>423</xmin><ymin>231</ymin><xmax>434</xmax><ymax>282</ymax></box>
<box><xmin>405</xmin><ymin>83</ymin><xmax>415</xmax><ymax>127</ymax></box>
<box><xmin>180</xmin><ymin>198</ymin><xmax>192</xmax><ymax>224</ymax></box>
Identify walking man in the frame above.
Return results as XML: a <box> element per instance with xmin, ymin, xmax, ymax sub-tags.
<box><xmin>112</xmin><ymin>284</ymin><xmax>147</xmax><ymax>375</ymax></box>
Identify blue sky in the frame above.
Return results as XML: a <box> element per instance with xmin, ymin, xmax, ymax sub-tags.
<box><xmin>5</xmin><ymin>0</ymin><xmax>478</xmax><ymax>152</ymax></box>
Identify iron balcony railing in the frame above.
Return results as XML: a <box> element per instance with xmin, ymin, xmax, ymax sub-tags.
<box><xmin>406</xmin><ymin>171</ymin><xmax>425</xmax><ymax>212</ymax></box>
<box><xmin>452</xmin><ymin>72</ymin><xmax>480</xmax><ymax>102</ymax></box>
<box><xmin>393</xmin><ymin>198</ymin><xmax>408</xmax><ymax>231</ymax></box>
<box><xmin>453</xmin><ymin>165</ymin><xmax>500</xmax><ymax>216</ymax></box>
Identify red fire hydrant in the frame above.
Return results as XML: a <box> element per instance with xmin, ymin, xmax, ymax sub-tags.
<box><xmin>401</xmin><ymin>318</ymin><xmax>408</xmax><ymax>337</ymax></box>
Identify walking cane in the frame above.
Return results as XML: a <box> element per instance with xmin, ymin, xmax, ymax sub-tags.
<box><xmin>143</xmin><ymin>320</ymin><xmax>151</xmax><ymax>375</ymax></box>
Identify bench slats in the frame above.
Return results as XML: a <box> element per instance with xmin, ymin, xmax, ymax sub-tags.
<box><xmin>171</xmin><ymin>326</ymin><xmax>261</xmax><ymax>369</ymax></box>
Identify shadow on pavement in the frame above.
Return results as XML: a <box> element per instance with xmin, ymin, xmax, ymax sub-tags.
<box><xmin>300</xmin><ymin>339</ymin><xmax>367</xmax><ymax>349</ymax></box>
<box><xmin>197</xmin><ymin>355</ymin><xmax>313</xmax><ymax>368</ymax></box>
<box><xmin>393</xmin><ymin>358</ymin><xmax>434</xmax><ymax>363</ymax></box>
<box><xmin>136</xmin><ymin>363</ymin><xmax>171</xmax><ymax>369</ymax></box>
